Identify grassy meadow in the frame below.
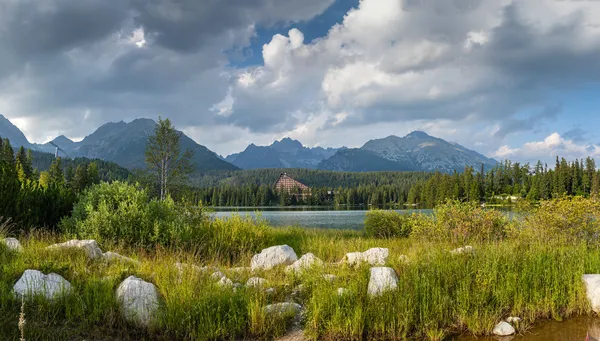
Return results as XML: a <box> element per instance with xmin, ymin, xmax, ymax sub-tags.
<box><xmin>2</xmin><ymin>183</ymin><xmax>600</xmax><ymax>340</ymax></box>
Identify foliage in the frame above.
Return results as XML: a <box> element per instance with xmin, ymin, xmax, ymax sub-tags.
<box><xmin>510</xmin><ymin>196</ymin><xmax>600</xmax><ymax>243</ymax></box>
<box><xmin>62</xmin><ymin>182</ymin><xmax>271</xmax><ymax>261</ymax></box>
<box><xmin>1</xmin><ymin>219</ymin><xmax>597</xmax><ymax>340</ymax></box>
<box><xmin>364</xmin><ymin>210</ymin><xmax>412</xmax><ymax>238</ymax></box>
<box><xmin>0</xmin><ymin>138</ymin><xmax>75</xmax><ymax>231</ymax></box>
<box><xmin>145</xmin><ymin>117</ymin><xmax>193</xmax><ymax>200</ymax></box>
<box><xmin>410</xmin><ymin>201</ymin><xmax>509</xmax><ymax>244</ymax></box>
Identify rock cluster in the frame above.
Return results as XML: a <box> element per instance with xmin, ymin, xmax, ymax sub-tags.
<box><xmin>346</xmin><ymin>248</ymin><xmax>389</xmax><ymax>266</ymax></box>
<box><xmin>583</xmin><ymin>274</ymin><xmax>600</xmax><ymax>313</ymax></box>
<box><xmin>46</xmin><ymin>239</ymin><xmax>104</xmax><ymax>259</ymax></box>
<box><xmin>492</xmin><ymin>321</ymin><xmax>516</xmax><ymax>336</ymax></box>
<box><xmin>367</xmin><ymin>267</ymin><xmax>398</xmax><ymax>296</ymax></box>
<box><xmin>116</xmin><ymin>276</ymin><xmax>160</xmax><ymax>326</ymax></box>
<box><xmin>286</xmin><ymin>253</ymin><xmax>323</xmax><ymax>274</ymax></box>
<box><xmin>251</xmin><ymin>245</ymin><xmax>298</xmax><ymax>271</ymax></box>
<box><xmin>2</xmin><ymin>237</ymin><xmax>22</xmax><ymax>252</ymax></box>
<box><xmin>13</xmin><ymin>270</ymin><xmax>72</xmax><ymax>299</ymax></box>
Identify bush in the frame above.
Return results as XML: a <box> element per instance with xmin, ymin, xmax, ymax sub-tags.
<box><xmin>364</xmin><ymin>210</ymin><xmax>412</xmax><ymax>238</ymax></box>
<box><xmin>511</xmin><ymin>196</ymin><xmax>600</xmax><ymax>243</ymax></box>
<box><xmin>61</xmin><ymin>182</ymin><xmax>271</xmax><ymax>261</ymax></box>
<box><xmin>410</xmin><ymin>200</ymin><xmax>508</xmax><ymax>243</ymax></box>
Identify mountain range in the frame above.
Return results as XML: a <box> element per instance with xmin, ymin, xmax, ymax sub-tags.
<box><xmin>319</xmin><ymin>131</ymin><xmax>497</xmax><ymax>173</ymax></box>
<box><xmin>225</xmin><ymin>137</ymin><xmax>341</xmax><ymax>169</ymax></box>
<box><xmin>1</xmin><ymin>114</ymin><xmax>497</xmax><ymax>174</ymax></box>
<box><xmin>0</xmin><ymin>114</ymin><xmax>237</xmax><ymax>173</ymax></box>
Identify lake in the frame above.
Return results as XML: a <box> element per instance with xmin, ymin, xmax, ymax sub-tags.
<box><xmin>211</xmin><ymin>207</ymin><xmax>433</xmax><ymax>229</ymax></box>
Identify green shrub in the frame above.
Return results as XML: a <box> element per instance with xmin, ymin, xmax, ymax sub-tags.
<box><xmin>411</xmin><ymin>200</ymin><xmax>508</xmax><ymax>243</ymax></box>
<box><xmin>364</xmin><ymin>210</ymin><xmax>412</xmax><ymax>238</ymax></box>
<box><xmin>61</xmin><ymin>182</ymin><xmax>271</xmax><ymax>262</ymax></box>
<box><xmin>510</xmin><ymin>196</ymin><xmax>600</xmax><ymax>243</ymax></box>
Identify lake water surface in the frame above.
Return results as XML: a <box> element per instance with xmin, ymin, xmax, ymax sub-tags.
<box><xmin>212</xmin><ymin>207</ymin><xmax>433</xmax><ymax>229</ymax></box>
<box><xmin>452</xmin><ymin>317</ymin><xmax>600</xmax><ymax>341</ymax></box>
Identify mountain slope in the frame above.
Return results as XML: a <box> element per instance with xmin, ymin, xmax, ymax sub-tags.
<box><xmin>320</xmin><ymin>131</ymin><xmax>497</xmax><ymax>173</ymax></box>
<box><xmin>318</xmin><ymin>148</ymin><xmax>418</xmax><ymax>172</ymax></box>
<box><xmin>71</xmin><ymin>118</ymin><xmax>238</xmax><ymax>172</ymax></box>
<box><xmin>226</xmin><ymin>137</ymin><xmax>341</xmax><ymax>170</ymax></box>
<box><xmin>0</xmin><ymin>115</ymin><xmax>238</xmax><ymax>173</ymax></box>
<box><xmin>0</xmin><ymin>114</ymin><xmax>33</xmax><ymax>149</ymax></box>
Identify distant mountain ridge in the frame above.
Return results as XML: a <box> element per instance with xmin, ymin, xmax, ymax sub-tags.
<box><xmin>0</xmin><ymin>115</ymin><xmax>238</xmax><ymax>173</ymax></box>
<box><xmin>2</xmin><ymin>113</ymin><xmax>497</xmax><ymax>174</ymax></box>
<box><xmin>319</xmin><ymin>131</ymin><xmax>497</xmax><ymax>173</ymax></box>
<box><xmin>225</xmin><ymin>137</ymin><xmax>342</xmax><ymax>169</ymax></box>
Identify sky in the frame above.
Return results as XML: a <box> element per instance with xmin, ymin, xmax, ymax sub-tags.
<box><xmin>1</xmin><ymin>0</ymin><xmax>600</xmax><ymax>164</ymax></box>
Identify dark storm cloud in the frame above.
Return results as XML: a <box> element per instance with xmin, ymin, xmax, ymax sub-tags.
<box><xmin>563</xmin><ymin>128</ymin><xmax>588</xmax><ymax>143</ymax></box>
<box><xmin>130</xmin><ymin>0</ymin><xmax>334</xmax><ymax>52</ymax></box>
<box><xmin>493</xmin><ymin>105</ymin><xmax>561</xmax><ymax>139</ymax></box>
<box><xmin>0</xmin><ymin>0</ymin><xmax>129</xmax><ymax>57</ymax></box>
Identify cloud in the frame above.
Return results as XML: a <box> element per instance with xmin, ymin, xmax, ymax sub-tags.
<box><xmin>493</xmin><ymin>133</ymin><xmax>600</xmax><ymax>164</ymax></box>
<box><xmin>563</xmin><ymin>128</ymin><xmax>588</xmax><ymax>143</ymax></box>
<box><xmin>2</xmin><ymin>0</ymin><xmax>600</xmax><ymax>158</ymax></box>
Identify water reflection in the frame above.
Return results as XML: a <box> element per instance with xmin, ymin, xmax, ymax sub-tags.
<box><xmin>453</xmin><ymin>318</ymin><xmax>600</xmax><ymax>341</ymax></box>
<box><xmin>211</xmin><ymin>208</ymin><xmax>434</xmax><ymax>230</ymax></box>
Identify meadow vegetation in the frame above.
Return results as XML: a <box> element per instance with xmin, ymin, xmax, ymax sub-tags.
<box><xmin>2</xmin><ymin>183</ymin><xmax>600</xmax><ymax>340</ymax></box>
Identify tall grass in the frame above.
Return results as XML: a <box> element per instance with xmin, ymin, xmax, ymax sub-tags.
<box><xmin>1</xmin><ymin>194</ymin><xmax>600</xmax><ymax>340</ymax></box>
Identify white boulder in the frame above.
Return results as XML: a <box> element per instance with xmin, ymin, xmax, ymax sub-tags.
<box><xmin>2</xmin><ymin>238</ymin><xmax>23</xmax><ymax>252</ymax></box>
<box><xmin>583</xmin><ymin>274</ymin><xmax>600</xmax><ymax>313</ymax></box>
<box><xmin>246</xmin><ymin>277</ymin><xmax>268</xmax><ymax>288</ymax></box>
<box><xmin>367</xmin><ymin>267</ymin><xmax>398</xmax><ymax>296</ymax></box>
<box><xmin>116</xmin><ymin>276</ymin><xmax>159</xmax><ymax>326</ymax></box>
<box><xmin>450</xmin><ymin>245</ymin><xmax>474</xmax><ymax>255</ymax></box>
<box><xmin>346</xmin><ymin>248</ymin><xmax>389</xmax><ymax>266</ymax></box>
<box><xmin>103</xmin><ymin>252</ymin><xmax>138</xmax><ymax>264</ymax></box>
<box><xmin>251</xmin><ymin>245</ymin><xmax>298</xmax><ymax>271</ymax></box>
<box><xmin>492</xmin><ymin>321</ymin><xmax>516</xmax><ymax>336</ymax></box>
<box><xmin>47</xmin><ymin>239</ymin><xmax>103</xmax><ymax>259</ymax></box>
<box><xmin>285</xmin><ymin>253</ymin><xmax>323</xmax><ymax>274</ymax></box>
<box><xmin>13</xmin><ymin>270</ymin><xmax>71</xmax><ymax>299</ymax></box>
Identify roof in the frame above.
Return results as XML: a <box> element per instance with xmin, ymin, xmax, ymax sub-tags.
<box><xmin>274</xmin><ymin>173</ymin><xmax>309</xmax><ymax>191</ymax></box>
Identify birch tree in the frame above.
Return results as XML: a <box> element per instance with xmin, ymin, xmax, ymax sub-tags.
<box><xmin>145</xmin><ymin>117</ymin><xmax>193</xmax><ymax>200</ymax></box>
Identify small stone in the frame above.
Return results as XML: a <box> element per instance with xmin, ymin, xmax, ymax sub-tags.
<box><xmin>2</xmin><ymin>238</ymin><xmax>23</xmax><ymax>252</ymax></box>
<box><xmin>217</xmin><ymin>277</ymin><xmax>233</xmax><ymax>287</ymax></box>
<box><xmin>492</xmin><ymin>321</ymin><xmax>515</xmax><ymax>336</ymax></box>
<box><xmin>246</xmin><ymin>277</ymin><xmax>268</xmax><ymax>288</ymax></box>
<box><xmin>116</xmin><ymin>276</ymin><xmax>159</xmax><ymax>327</ymax></box>
<box><xmin>13</xmin><ymin>270</ymin><xmax>71</xmax><ymax>300</ymax></box>
<box><xmin>103</xmin><ymin>251</ymin><xmax>138</xmax><ymax>264</ymax></box>
<box><xmin>337</xmin><ymin>287</ymin><xmax>350</xmax><ymax>296</ymax></box>
<box><xmin>285</xmin><ymin>253</ymin><xmax>323</xmax><ymax>274</ymax></box>
<box><xmin>265</xmin><ymin>287</ymin><xmax>276</xmax><ymax>295</ymax></box>
<box><xmin>251</xmin><ymin>245</ymin><xmax>298</xmax><ymax>271</ymax></box>
<box><xmin>211</xmin><ymin>271</ymin><xmax>226</xmax><ymax>280</ymax></box>
<box><xmin>506</xmin><ymin>316</ymin><xmax>522</xmax><ymax>323</ymax></box>
<box><xmin>398</xmin><ymin>255</ymin><xmax>409</xmax><ymax>263</ymax></box>
<box><xmin>367</xmin><ymin>267</ymin><xmax>398</xmax><ymax>296</ymax></box>
<box><xmin>263</xmin><ymin>302</ymin><xmax>302</xmax><ymax>317</ymax></box>
<box><xmin>450</xmin><ymin>245</ymin><xmax>474</xmax><ymax>255</ymax></box>
<box><xmin>346</xmin><ymin>248</ymin><xmax>389</xmax><ymax>266</ymax></box>
<box><xmin>322</xmin><ymin>274</ymin><xmax>337</xmax><ymax>282</ymax></box>
<box><xmin>47</xmin><ymin>239</ymin><xmax>103</xmax><ymax>259</ymax></box>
